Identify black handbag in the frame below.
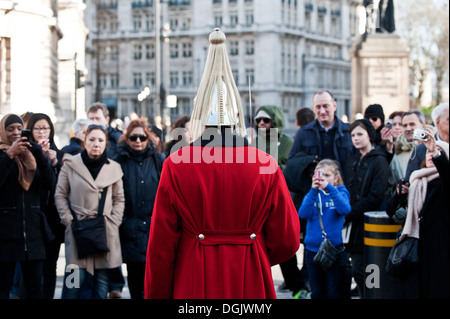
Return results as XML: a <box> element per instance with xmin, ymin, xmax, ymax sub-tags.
<box><xmin>313</xmin><ymin>193</ymin><xmax>344</xmax><ymax>271</ymax></box>
<box><xmin>70</xmin><ymin>188</ymin><xmax>110</xmax><ymax>259</ymax></box>
<box><xmin>385</xmin><ymin>236</ymin><xmax>418</xmax><ymax>276</ymax></box>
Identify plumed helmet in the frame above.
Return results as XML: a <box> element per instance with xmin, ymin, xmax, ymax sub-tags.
<box><xmin>190</xmin><ymin>28</ymin><xmax>246</xmax><ymax>141</ymax></box>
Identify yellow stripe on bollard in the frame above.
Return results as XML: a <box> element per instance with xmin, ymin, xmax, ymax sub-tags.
<box><xmin>364</xmin><ymin>237</ymin><xmax>397</xmax><ymax>247</ymax></box>
<box><xmin>364</xmin><ymin>223</ymin><xmax>402</xmax><ymax>233</ymax></box>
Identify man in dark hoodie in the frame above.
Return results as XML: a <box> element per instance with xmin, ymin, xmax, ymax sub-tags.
<box><xmin>254</xmin><ymin>105</ymin><xmax>293</xmax><ymax>172</ymax></box>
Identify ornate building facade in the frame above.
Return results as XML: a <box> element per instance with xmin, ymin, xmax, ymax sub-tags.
<box><xmin>86</xmin><ymin>0</ymin><xmax>363</xmax><ymax>132</ymax></box>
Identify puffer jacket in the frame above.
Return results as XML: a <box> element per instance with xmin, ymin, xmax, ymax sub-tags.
<box><xmin>343</xmin><ymin>146</ymin><xmax>389</xmax><ymax>253</ymax></box>
<box><xmin>113</xmin><ymin>142</ymin><xmax>165</xmax><ymax>263</ymax></box>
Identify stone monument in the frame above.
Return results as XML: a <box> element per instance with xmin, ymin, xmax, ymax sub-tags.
<box><xmin>351</xmin><ymin>0</ymin><xmax>410</xmax><ymax>120</ymax></box>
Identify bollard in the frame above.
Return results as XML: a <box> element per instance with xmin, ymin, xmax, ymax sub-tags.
<box><xmin>363</xmin><ymin>211</ymin><xmax>402</xmax><ymax>299</ymax></box>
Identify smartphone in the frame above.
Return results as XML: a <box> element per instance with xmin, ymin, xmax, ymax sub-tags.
<box><xmin>386</xmin><ymin>119</ymin><xmax>393</xmax><ymax>129</ymax></box>
<box><xmin>313</xmin><ymin>169</ymin><xmax>324</xmax><ymax>180</ymax></box>
<box><xmin>21</xmin><ymin>129</ymin><xmax>32</xmax><ymax>141</ymax></box>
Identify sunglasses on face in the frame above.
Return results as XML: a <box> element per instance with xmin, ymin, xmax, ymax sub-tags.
<box><xmin>129</xmin><ymin>134</ymin><xmax>148</xmax><ymax>142</ymax></box>
<box><xmin>367</xmin><ymin>117</ymin><xmax>379</xmax><ymax>122</ymax></box>
<box><xmin>256</xmin><ymin>118</ymin><xmax>271</xmax><ymax>124</ymax></box>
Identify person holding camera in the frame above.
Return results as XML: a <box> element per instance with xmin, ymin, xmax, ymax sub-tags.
<box><xmin>398</xmin><ymin>131</ymin><xmax>449</xmax><ymax>298</ymax></box>
<box><xmin>298</xmin><ymin>159</ymin><xmax>351</xmax><ymax>299</ymax></box>
<box><xmin>0</xmin><ymin>114</ymin><xmax>56</xmax><ymax>299</ymax></box>
<box><xmin>343</xmin><ymin>119</ymin><xmax>389</xmax><ymax>299</ymax></box>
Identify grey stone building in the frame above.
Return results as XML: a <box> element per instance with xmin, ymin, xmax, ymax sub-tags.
<box><xmin>85</xmin><ymin>0</ymin><xmax>362</xmax><ymax>132</ymax></box>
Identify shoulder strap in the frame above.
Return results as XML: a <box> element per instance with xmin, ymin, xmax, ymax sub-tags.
<box><xmin>315</xmin><ymin>192</ymin><xmax>327</xmax><ymax>237</ymax></box>
<box><xmin>70</xmin><ymin>187</ymin><xmax>108</xmax><ymax>221</ymax></box>
<box><xmin>97</xmin><ymin>187</ymin><xmax>108</xmax><ymax>216</ymax></box>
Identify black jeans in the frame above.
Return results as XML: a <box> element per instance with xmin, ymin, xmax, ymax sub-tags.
<box><xmin>0</xmin><ymin>259</ymin><xmax>44</xmax><ymax>299</ymax></box>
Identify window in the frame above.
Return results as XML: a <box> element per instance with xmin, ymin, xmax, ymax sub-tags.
<box><xmin>245</xmin><ymin>68</ymin><xmax>254</xmax><ymax>86</ymax></box>
<box><xmin>170</xmin><ymin>43</ymin><xmax>179</xmax><ymax>58</ymax></box>
<box><xmin>133</xmin><ymin>72</ymin><xmax>143</xmax><ymax>88</ymax></box>
<box><xmin>133</xmin><ymin>14</ymin><xmax>142</xmax><ymax>31</ymax></box>
<box><xmin>229</xmin><ymin>40</ymin><xmax>239</xmax><ymax>56</ymax></box>
<box><xmin>170</xmin><ymin>71</ymin><xmax>179</xmax><ymax>88</ymax></box>
<box><xmin>245</xmin><ymin>12</ymin><xmax>254</xmax><ymax>26</ymax></box>
<box><xmin>182</xmin><ymin>43</ymin><xmax>192</xmax><ymax>58</ymax></box>
<box><xmin>182</xmin><ymin>71</ymin><xmax>193</xmax><ymax>86</ymax></box>
<box><xmin>134</xmin><ymin>44</ymin><xmax>142</xmax><ymax>60</ymax></box>
<box><xmin>245</xmin><ymin>40</ymin><xmax>254</xmax><ymax>55</ymax></box>
<box><xmin>110</xmin><ymin>73</ymin><xmax>118</xmax><ymax>89</ymax></box>
<box><xmin>230</xmin><ymin>13</ymin><xmax>238</xmax><ymax>27</ymax></box>
<box><xmin>232</xmin><ymin>69</ymin><xmax>239</xmax><ymax>86</ymax></box>
<box><xmin>100</xmin><ymin>73</ymin><xmax>107</xmax><ymax>88</ymax></box>
<box><xmin>214</xmin><ymin>15</ymin><xmax>223</xmax><ymax>27</ymax></box>
<box><xmin>145</xmin><ymin>14</ymin><xmax>154</xmax><ymax>31</ymax></box>
<box><xmin>145</xmin><ymin>44</ymin><xmax>155</xmax><ymax>59</ymax></box>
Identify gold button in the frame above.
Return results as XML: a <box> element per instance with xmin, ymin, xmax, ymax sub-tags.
<box><xmin>198</xmin><ymin>234</ymin><xmax>205</xmax><ymax>240</ymax></box>
<box><xmin>250</xmin><ymin>233</ymin><xmax>256</xmax><ymax>240</ymax></box>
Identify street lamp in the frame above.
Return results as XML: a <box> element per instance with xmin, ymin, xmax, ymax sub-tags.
<box><xmin>137</xmin><ymin>85</ymin><xmax>151</xmax><ymax>116</ymax></box>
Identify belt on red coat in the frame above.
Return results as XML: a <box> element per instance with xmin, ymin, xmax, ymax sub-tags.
<box><xmin>192</xmin><ymin>229</ymin><xmax>260</xmax><ymax>246</ymax></box>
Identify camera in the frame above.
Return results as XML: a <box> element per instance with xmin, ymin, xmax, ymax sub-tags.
<box><xmin>413</xmin><ymin>129</ymin><xmax>429</xmax><ymax>141</ymax></box>
<box><xmin>21</xmin><ymin>129</ymin><xmax>32</xmax><ymax>141</ymax></box>
<box><xmin>313</xmin><ymin>169</ymin><xmax>324</xmax><ymax>180</ymax></box>
<box><xmin>385</xmin><ymin>119</ymin><xmax>393</xmax><ymax>129</ymax></box>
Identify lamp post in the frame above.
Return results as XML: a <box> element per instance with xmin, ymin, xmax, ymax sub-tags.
<box><xmin>137</xmin><ymin>85</ymin><xmax>151</xmax><ymax>117</ymax></box>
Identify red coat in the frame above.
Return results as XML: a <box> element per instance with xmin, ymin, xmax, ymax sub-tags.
<box><xmin>145</xmin><ymin>140</ymin><xmax>300</xmax><ymax>299</ymax></box>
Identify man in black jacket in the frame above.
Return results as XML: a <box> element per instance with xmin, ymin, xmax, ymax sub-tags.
<box><xmin>289</xmin><ymin>90</ymin><xmax>355</xmax><ymax>172</ymax></box>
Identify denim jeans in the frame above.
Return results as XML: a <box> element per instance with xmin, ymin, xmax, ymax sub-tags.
<box><xmin>304</xmin><ymin>248</ymin><xmax>347</xmax><ymax>299</ymax></box>
<box><xmin>61</xmin><ymin>267</ymin><xmax>110</xmax><ymax>299</ymax></box>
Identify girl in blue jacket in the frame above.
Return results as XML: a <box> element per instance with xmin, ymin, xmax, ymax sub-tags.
<box><xmin>298</xmin><ymin>159</ymin><xmax>351</xmax><ymax>299</ymax></box>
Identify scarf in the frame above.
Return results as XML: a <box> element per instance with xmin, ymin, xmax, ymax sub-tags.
<box><xmin>0</xmin><ymin>114</ymin><xmax>36</xmax><ymax>191</ymax></box>
<box><xmin>400</xmin><ymin>141</ymin><xmax>449</xmax><ymax>240</ymax></box>
<box><xmin>81</xmin><ymin>149</ymin><xmax>109</xmax><ymax>180</ymax></box>
<box><xmin>394</xmin><ymin>134</ymin><xmax>417</xmax><ymax>155</ymax></box>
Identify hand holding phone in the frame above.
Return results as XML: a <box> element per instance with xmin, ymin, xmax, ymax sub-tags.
<box><xmin>21</xmin><ymin>129</ymin><xmax>32</xmax><ymax>141</ymax></box>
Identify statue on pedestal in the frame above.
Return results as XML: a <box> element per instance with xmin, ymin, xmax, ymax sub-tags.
<box><xmin>364</xmin><ymin>0</ymin><xmax>396</xmax><ymax>34</ymax></box>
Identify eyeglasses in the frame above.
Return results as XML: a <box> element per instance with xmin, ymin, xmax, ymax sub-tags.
<box><xmin>367</xmin><ymin>117</ymin><xmax>379</xmax><ymax>122</ymax></box>
<box><xmin>129</xmin><ymin>134</ymin><xmax>148</xmax><ymax>142</ymax></box>
<box><xmin>256</xmin><ymin>118</ymin><xmax>271</xmax><ymax>124</ymax></box>
<box><xmin>87</xmin><ymin>124</ymin><xmax>107</xmax><ymax>131</ymax></box>
<box><xmin>33</xmin><ymin>127</ymin><xmax>51</xmax><ymax>132</ymax></box>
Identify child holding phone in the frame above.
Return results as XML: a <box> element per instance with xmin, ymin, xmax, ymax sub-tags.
<box><xmin>298</xmin><ymin>159</ymin><xmax>351</xmax><ymax>299</ymax></box>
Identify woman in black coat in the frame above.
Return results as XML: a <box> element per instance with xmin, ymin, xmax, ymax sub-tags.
<box><xmin>27</xmin><ymin>113</ymin><xmax>65</xmax><ymax>299</ymax></box>
<box><xmin>0</xmin><ymin>114</ymin><xmax>56</xmax><ymax>299</ymax></box>
<box><xmin>343</xmin><ymin>119</ymin><xmax>389</xmax><ymax>299</ymax></box>
<box><xmin>113</xmin><ymin>119</ymin><xmax>165</xmax><ymax>299</ymax></box>
<box><xmin>400</xmin><ymin>133</ymin><xmax>449</xmax><ymax>299</ymax></box>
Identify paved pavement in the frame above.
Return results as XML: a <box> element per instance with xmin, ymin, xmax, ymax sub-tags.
<box><xmin>53</xmin><ymin>244</ymin><xmax>302</xmax><ymax>299</ymax></box>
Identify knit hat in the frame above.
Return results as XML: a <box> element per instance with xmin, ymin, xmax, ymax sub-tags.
<box><xmin>364</xmin><ymin>104</ymin><xmax>385</xmax><ymax>124</ymax></box>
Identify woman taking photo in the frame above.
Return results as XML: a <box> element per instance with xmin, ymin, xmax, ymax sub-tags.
<box><xmin>400</xmin><ymin>132</ymin><xmax>448</xmax><ymax>299</ymax></box>
<box><xmin>0</xmin><ymin>114</ymin><xmax>56</xmax><ymax>299</ymax></box>
<box><xmin>54</xmin><ymin>124</ymin><xmax>125</xmax><ymax>299</ymax></box>
<box><xmin>27</xmin><ymin>113</ymin><xmax>65</xmax><ymax>298</ymax></box>
<box><xmin>114</xmin><ymin>119</ymin><xmax>165</xmax><ymax>299</ymax></box>
<box><xmin>343</xmin><ymin>119</ymin><xmax>389</xmax><ymax>299</ymax></box>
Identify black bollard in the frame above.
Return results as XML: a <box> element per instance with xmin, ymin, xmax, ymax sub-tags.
<box><xmin>363</xmin><ymin>211</ymin><xmax>402</xmax><ymax>299</ymax></box>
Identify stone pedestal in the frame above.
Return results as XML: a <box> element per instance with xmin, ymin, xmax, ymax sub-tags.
<box><xmin>351</xmin><ymin>34</ymin><xmax>410</xmax><ymax>120</ymax></box>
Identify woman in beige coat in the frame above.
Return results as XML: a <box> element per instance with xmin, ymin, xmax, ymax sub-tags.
<box><xmin>55</xmin><ymin>124</ymin><xmax>125</xmax><ymax>299</ymax></box>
